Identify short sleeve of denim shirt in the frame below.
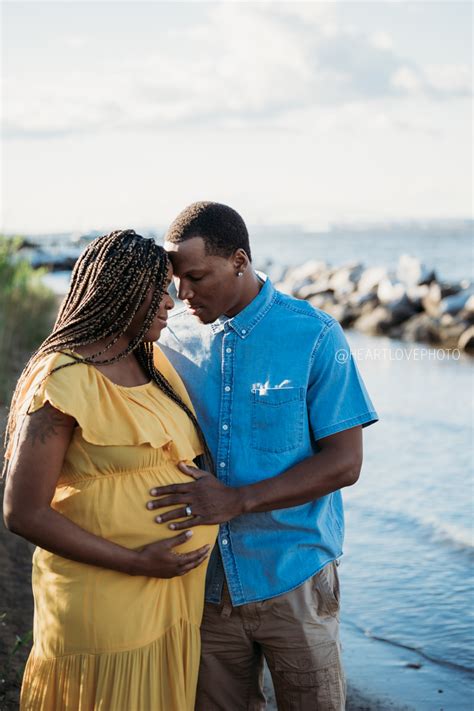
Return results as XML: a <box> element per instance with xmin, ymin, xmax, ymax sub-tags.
<box><xmin>308</xmin><ymin>320</ymin><xmax>378</xmax><ymax>441</ymax></box>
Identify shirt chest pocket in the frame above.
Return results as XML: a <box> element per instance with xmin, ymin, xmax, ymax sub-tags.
<box><xmin>251</xmin><ymin>387</ymin><xmax>305</xmax><ymax>453</ymax></box>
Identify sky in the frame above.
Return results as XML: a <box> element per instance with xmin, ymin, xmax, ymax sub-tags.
<box><xmin>1</xmin><ymin>0</ymin><xmax>472</xmax><ymax>234</ymax></box>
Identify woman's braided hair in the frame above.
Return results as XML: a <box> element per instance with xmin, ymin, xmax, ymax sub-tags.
<box><xmin>4</xmin><ymin>229</ymin><xmax>214</xmax><ymax>474</ymax></box>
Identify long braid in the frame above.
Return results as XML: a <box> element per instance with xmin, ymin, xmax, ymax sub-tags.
<box><xmin>4</xmin><ymin>230</ymin><xmax>214</xmax><ymax>476</ymax></box>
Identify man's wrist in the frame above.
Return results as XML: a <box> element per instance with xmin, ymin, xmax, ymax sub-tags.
<box><xmin>235</xmin><ymin>485</ymin><xmax>255</xmax><ymax>515</ymax></box>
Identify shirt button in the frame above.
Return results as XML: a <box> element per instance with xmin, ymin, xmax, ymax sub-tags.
<box><xmin>226</xmin><ymin>347</ymin><xmax>232</xmax><ymax>353</ymax></box>
<box><xmin>224</xmin><ymin>386</ymin><xmax>231</xmax><ymax>392</ymax></box>
<box><xmin>222</xmin><ymin>538</ymin><xmax>229</xmax><ymax>545</ymax></box>
<box><xmin>220</xmin><ymin>461</ymin><xmax>226</xmax><ymax>468</ymax></box>
<box><xmin>241</xmin><ymin>329</ymin><xmax>247</xmax><ymax>335</ymax></box>
<box><xmin>222</xmin><ymin>424</ymin><xmax>228</xmax><ymax>431</ymax></box>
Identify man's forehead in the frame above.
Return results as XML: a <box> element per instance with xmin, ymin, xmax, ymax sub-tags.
<box><xmin>164</xmin><ymin>236</ymin><xmax>206</xmax><ymax>256</ymax></box>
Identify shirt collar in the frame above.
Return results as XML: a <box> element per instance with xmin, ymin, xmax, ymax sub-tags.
<box><xmin>210</xmin><ymin>272</ymin><xmax>276</xmax><ymax>339</ymax></box>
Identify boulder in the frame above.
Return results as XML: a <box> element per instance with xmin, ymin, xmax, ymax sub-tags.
<box><xmin>384</xmin><ymin>294</ymin><xmax>418</xmax><ymax>326</ymax></box>
<box><xmin>421</xmin><ymin>283</ymin><xmax>442</xmax><ymax>318</ymax></box>
<box><xmin>439</xmin><ymin>288</ymin><xmax>474</xmax><ymax>316</ymax></box>
<box><xmin>458</xmin><ymin>326</ymin><xmax>474</xmax><ymax>353</ymax></box>
<box><xmin>396</xmin><ymin>254</ymin><xmax>436</xmax><ymax>287</ymax></box>
<box><xmin>321</xmin><ymin>302</ymin><xmax>358</xmax><ymax>328</ymax></box>
<box><xmin>400</xmin><ymin>314</ymin><xmax>441</xmax><ymax>344</ymax></box>
<box><xmin>353</xmin><ymin>306</ymin><xmax>392</xmax><ymax>335</ymax></box>
<box><xmin>297</xmin><ymin>279</ymin><xmax>332</xmax><ymax>300</ymax></box>
<box><xmin>308</xmin><ymin>292</ymin><xmax>336</xmax><ymax>310</ymax></box>
<box><xmin>438</xmin><ymin>320</ymin><xmax>469</xmax><ymax>349</ymax></box>
<box><xmin>328</xmin><ymin>264</ymin><xmax>364</xmax><ymax>296</ymax></box>
<box><xmin>377</xmin><ymin>277</ymin><xmax>406</xmax><ymax>305</ymax></box>
<box><xmin>357</xmin><ymin>267</ymin><xmax>389</xmax><ymax>295</ymax></box>
<box><xmin>276</xmin><ymin>260</ymin><xmax>329</xmax><ymax>296</ymax></box>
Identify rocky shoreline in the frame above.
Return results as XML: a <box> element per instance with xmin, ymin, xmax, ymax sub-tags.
<box><xmin>271</xmin><ymin>254</ymin><xmax>474</xmax><ymax>355</ymax></box>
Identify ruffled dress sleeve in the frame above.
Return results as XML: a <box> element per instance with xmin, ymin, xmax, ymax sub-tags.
<box><xmin>8</xmin><ymin>349</ymin><xmax>203</xmax><ymax>463</ymax></box>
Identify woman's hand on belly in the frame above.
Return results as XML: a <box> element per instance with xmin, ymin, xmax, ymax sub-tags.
<box><xmin>131</xmin><ymin>530</ymin><xmax>211</xmax><ymax>578</ymax></box>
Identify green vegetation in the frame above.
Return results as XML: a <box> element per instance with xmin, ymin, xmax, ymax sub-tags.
<box><xmin>0</xmin><ymin>237</ymin><xmax>57</xmax><ymax>404</ymax></box>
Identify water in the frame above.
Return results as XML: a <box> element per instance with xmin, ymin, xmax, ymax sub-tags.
<box><xmin>35</xmin><ymin>222</ymin><xmax>474</xmax><ymax>705</ymax></box>
<box><xmin>341</xmin><ymin>330</ymin><xmax>473</xmax><ymax>707</ymax></box>
<box><xmin>249</xmin><ymin>221</ymin><xmax>473</xmax><ymax>284</ymax></box>
<box><xmin>35</xmin><ymin>220</ymin><xmax>473</xmax><ymax>294</ymax></box>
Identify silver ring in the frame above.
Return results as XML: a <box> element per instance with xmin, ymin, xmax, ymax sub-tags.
<box><xmin>185</xmin><ymin>505</ymin><xmax>193</xmax><ymax>517</ymax></box>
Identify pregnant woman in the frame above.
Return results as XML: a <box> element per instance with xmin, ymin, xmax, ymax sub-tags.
<box><xmin>3</xmin><ymin>230</ymin><xmax>218</xmax><ymax>710</ymax></box>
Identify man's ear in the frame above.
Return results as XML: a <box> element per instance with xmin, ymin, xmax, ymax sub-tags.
<box><xmin>233</xmin><ymin>248</ymin><xmax>249</xmax><ymax>273</ymax></box>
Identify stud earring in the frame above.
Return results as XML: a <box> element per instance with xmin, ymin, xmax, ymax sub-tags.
<box><xmin>236</xmin><ymin>271</ymin><xmax>244</xmax><ymax>277</ymax></box>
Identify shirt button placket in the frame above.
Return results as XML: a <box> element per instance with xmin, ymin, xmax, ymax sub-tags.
<box><xmin>218</xmin><ymin>329</ymin><xmax>237</xmax><ymax>597</ymax></box>
<box><xmin>218</xmin><ymin>331</ymin><xmax>234</xmax><ymax>486</ymax></box>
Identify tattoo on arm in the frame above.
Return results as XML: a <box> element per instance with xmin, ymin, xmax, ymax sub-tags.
<box><xmin>26</xmin><ymin>404</ymin><xmax>71</xmax><ymax>446</ymax></box>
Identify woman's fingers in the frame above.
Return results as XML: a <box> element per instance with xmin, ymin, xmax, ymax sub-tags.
<box><xmin>178</xmin><ymin>462</ymin><xmax>210</xmax><ymax>479</ymax></box>
<box><xmin>177</xmin><ymin>548</ymin><xmax>212</xmax><ymax>575</ymax></box>
<box><xmin>176</xmin><ymin>544</ymin><xmax>211</xmax><ymax>564</ymax></box>
<box><xmin>166</xmin><ymin>530</ymin><xmax>194</xmax><ymax>548</ymax></box>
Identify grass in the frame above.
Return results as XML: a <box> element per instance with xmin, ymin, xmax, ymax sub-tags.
<box><xmin>0</xmin><ymin>236</ymin><xmax>57</xmax><ymax>405</ymax></box>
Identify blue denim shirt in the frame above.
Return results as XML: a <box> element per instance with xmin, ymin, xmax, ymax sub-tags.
<box><xmin>159</xmin><ymin>275</ymin><xmax>378</xmax><ymax>605</ymax></box>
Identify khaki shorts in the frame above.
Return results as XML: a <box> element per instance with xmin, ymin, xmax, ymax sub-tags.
<box><xmin>196</xmin><ymin>560</ymin><xmax>346</xmax><ymax>711</ymax></box>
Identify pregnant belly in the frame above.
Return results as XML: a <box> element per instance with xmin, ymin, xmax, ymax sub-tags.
<box><xmin>51</xmin><ymin>464</ymin><xmax>217</xmax><ymax>554</ymax></box>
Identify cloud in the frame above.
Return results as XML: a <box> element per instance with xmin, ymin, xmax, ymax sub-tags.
<box><xmin>424</xmin><ymin>64</ymin><xmax>472</xmax><ymax>95</ymax></box>
<box><xmin>4</xmin><ymin>2</ymin><xmax>472</xmax><ymax>139</ymax></box>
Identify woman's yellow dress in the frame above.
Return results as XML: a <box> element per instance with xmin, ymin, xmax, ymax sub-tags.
<box><xmin>12</xmin><ymin>345</ymin><xmax>218</xmax><ymax>711</ymax></box>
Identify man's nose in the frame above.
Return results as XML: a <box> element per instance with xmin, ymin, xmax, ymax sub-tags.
<box><xmin>176</xmin><ymin>279</ymin><xmax>193</xmax><ymax>302</ymax></box>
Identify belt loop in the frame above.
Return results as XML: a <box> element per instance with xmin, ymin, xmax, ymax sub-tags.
<box><xmin>221</xmin><ymin>600</ymin><xmax>233</xmax><ymax>618</ymax></box>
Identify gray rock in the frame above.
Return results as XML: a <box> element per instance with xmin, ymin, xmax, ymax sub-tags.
<box><xmin>458</xmin><ymin>326</ymin><xmax>474</xmax><ymax>353</ymax></box>
<box><xmin>357</xmin><ymin>267</ymin><xmax>389</xmax><ymax>295</ymax></box>
<box><xmin>406</xmin><ymin>284</ymin><xmax>430</xmax><ymax>308</ymax></box>
<box><xmin>276</xmin><ymin>260</ymin><xmax>329</xmax><ymax>295</ymax></box>
<box><xmin>377</xmin><ymin>277</ymin><xmax>406</xmax><ymax>305</ymax></box>
<box><xmin>297</xmin><ymin>279</ymin><xmax>332</xmax><ymax>300</ymax></box>
<box><xmin>349</xmin><ymin>291</ymin><xmax>379</xmax><ymax>309</ymax></box>
<box><xmin>440</xmin><ymin>289</ymin><xmax>474</xmax><ymax>316</ymax></box>
<box><xmin>328</xmin><ymin>264</ymin><xmax>364</xmax><ymax>296</ymax></box>
<box><xmin>463</xmin><ymin>294</ymin><xmax>474</xmax><ymax>314</ymax></box>
<box><xmin>438</xmin><ymin>321</ymin><xmax>469</xmax><ymax>349</ymax></box>
<box><xmin>308</xmin><ymin>292</ymin><xmax>336</xmax><ymax>310</ymax></box>
<box><xmin>396</xmin><ymin>254</ymin><xmax>436</xmax><ymax>286</ymax></box>
<box><xmin>385</xmin><ymin>295</ymin><xmax>418</xmax><ymax>326</ymax></box>
<box><xmin>353</xmin><ymin>306</ymin><xmax>392</xmax><ymax>335</ymax></box>
<box><xmin>400</xmin><ymin>314</ymin><xmax>441</xmax><ymax>344</ymax></box>
<box><xmin>322</xmin><ymin>302</ymin><xmax>358</xmax><ymax>327</ymax></box>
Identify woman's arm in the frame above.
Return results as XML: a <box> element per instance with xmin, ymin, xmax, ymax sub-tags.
<box><xmin>3</xmin><ymin>403</ymin><xmax>210</xmax><ymax>578</ymax></box>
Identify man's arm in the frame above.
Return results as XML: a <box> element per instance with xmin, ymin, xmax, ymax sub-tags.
<box><xmin>146</xmin><ymin>425</ymin><xmax>362</xmax><ymax>528</ymax></box>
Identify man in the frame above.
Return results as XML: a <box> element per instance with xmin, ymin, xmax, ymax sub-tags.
<box><xmin>150</xmin><ymin>201</ymin><xmax>378</xmax><ymax>710</ymax></box>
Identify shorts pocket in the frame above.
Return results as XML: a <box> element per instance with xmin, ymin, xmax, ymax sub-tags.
<box><xmin>270</xmin><ymin>642</ymin><xmax>344</xmax><ymax>710</ymax></box>
<box><xmin>251</xmin><ymin>387</ymin><xmax>305</xmax><ymax>453</ymax></box>
<box><xmin>312</xmin><ymin>562</ymin><xmax>341</xmax><ymax>618</ymax></box>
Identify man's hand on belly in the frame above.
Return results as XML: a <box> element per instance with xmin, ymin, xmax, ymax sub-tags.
<box><xmin>146</xmin><ymin>463</ymin><xmax>245</xmax><ymax>529</ymax></box>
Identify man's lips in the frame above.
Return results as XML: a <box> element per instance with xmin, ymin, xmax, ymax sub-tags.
<box><xmin>186</xmin><ymin>304</ymin><xmax>204</xmax><ymax>313</ymax></box>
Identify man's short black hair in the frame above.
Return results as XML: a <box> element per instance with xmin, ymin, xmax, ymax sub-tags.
<box><xmin>165</xmin><ymin>201</ymin><xmax>252</xmax><ymax>261</ymax></box>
